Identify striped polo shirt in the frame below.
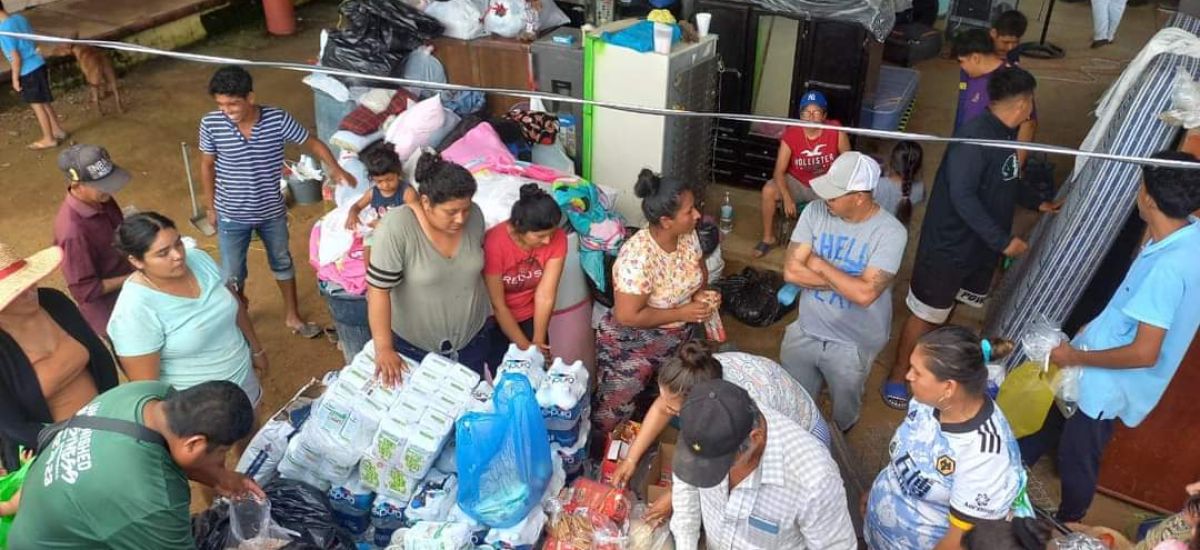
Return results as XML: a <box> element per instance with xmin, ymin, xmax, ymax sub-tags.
<box><xmin>198</xmin><ymin>106</ymin><xmax>309</xmax><ymax>222</ymax></box>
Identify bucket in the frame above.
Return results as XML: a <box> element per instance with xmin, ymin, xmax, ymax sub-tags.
<box><xmin>288</xmin><ymin>176</ymin><xmax>323</xmax><ymax>205</ymax></box>
<box><xmin>263</xmin><ymin>0</ymin><xmax>296</xmax><ymax>36</ymax></box>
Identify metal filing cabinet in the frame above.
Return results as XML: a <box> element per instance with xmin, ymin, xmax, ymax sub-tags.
<box><xmin>532</xmin><ymin>28</ymin><xmax>585</xmax><ymax>173</ymax></box>
<box><xmin>584</xmin><ymin>21</ymin><xmax>718</xmax><ymax>225</ymax></box>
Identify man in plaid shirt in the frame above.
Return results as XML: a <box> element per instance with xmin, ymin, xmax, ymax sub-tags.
<box><xmin>670</xmin><ymin>380</ymin><xmax>856</xmax><ymax>549</ymax></box>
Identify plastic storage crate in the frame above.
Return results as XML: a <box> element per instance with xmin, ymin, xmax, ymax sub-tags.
<box><xmin>859</xmin><ymin>66</ymin><xmax>919</xmax><ymax>131</ymax></box>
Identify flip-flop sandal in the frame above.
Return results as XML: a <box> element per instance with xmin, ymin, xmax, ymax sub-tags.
<box><xmin>27</xmin><ymin>141</ymin><xmax>59</xmax><ymax>151</ymax></box>
<box><xmin>290</xmin><ymin>322</ymin><xmax>323</xmax><ymax>339</ymax></box>
<box><xmin>323</xmin><ymin>327</ymin><xmax>339</xmax><ymax>345</ymax></box>
<box><xmin>54</xmin><ymin>131</ymin><xmax>70</xmax><ymax>141</ymax></box>
<box><xmin>882</xmin><ymin>381</ymin><xmax>911</xmax><ymax>410</ymax></box>
<box><xmin>752</xmin><ymin>241</ymin><xmax>776</xmax><ymax>258</ymax></box>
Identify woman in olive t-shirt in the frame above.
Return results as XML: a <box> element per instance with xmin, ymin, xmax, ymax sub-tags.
<box><xmin>366</xmin><ymin>152</ymin><xmax>494</xmax><ymax>384</ymax></box>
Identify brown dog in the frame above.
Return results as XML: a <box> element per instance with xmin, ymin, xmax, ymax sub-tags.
<box><xmin>52</xmin><ymin>34</ymin><xmax>122</xmax><ymax>114</ymax></box>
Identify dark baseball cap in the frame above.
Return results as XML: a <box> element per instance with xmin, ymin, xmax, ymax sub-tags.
<box><xmin>58</xmin><ymin>144</ymin><xmax>131</xmax><ymax>194</ymax></box>
<box><xmin>673</xmin><ymin>379</ymin><xmax>759</xmax><ymax>488</ymax></box>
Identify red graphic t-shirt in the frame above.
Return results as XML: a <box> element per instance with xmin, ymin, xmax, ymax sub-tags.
<box><xmin>483</xmin><ymin>222</ymin><xmax>568</xmax><ymax>322</ymax></box>
<box><xmin>782</xmin><ymin>120</ymin><xmax>844</xmax><ymax>185</ymax></box>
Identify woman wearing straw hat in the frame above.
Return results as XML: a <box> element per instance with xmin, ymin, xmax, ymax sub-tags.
<box><xmin>0</xmin><ymin>241</ymin><xmax>119</xmax><ymax>470</ymax></box>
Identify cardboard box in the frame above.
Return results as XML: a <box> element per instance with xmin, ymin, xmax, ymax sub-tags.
<box><xmin>599</xmin><ymin>421</ymin><xmax>642</xmax><ymax>485</ymax></box>
<box><xmin>659</xmin><ymin>442</ymin><xmax>675</xmax><ymax>485</ymax></box>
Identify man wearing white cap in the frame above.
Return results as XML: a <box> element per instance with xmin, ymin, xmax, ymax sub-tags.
<box><xmin>780</xmin><ymin>152</ymin><xmax>908</xmax><ymax>432</ymax></box>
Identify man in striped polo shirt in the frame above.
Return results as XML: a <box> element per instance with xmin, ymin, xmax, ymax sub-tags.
<box><xmin>199</xmin><ymin>65</ymin><xmax>354</xmax><ymax>338</ymax></box>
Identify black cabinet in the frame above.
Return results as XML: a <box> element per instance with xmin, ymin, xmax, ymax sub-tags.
<box><xmin>695</xmin><ymin>0</ymin><xmax>757</xmax><ymax>114</ymax></box>
<box><xmin>695</xmin><ymin>4</ymin><xmax>882</xmax><ymax>189</ymax></box>
<box><xmin>791</xmin><ymin>18</ymin><xmax>881</xmax><ymax>128</ymax></box>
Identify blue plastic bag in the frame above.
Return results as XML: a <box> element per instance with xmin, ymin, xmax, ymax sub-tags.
<box><xmin>456</xmin><ymin>373</ymin><xmax>552</xmax><ymax>528</ymax></box>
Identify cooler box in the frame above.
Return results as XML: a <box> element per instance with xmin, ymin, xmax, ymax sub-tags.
<box><xmin>859</xmin><ymin>66</ymin><xmax>919</xmax><ymax>132</ymax></box>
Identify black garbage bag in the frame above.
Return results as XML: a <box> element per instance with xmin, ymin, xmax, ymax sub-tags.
<box><xmin>322</xmin><ymin>0</ymin><xmax>444</xmax><ymax>88</ymax></box>
<box><xmin>1023</xmin><ymin>153</ymin><xmax>1057</xmax><ymax>205</ymax></box>
<box><xmin>264</xmin><ymin>479</ymin><xmax>356</xmax><ymax>550</ymax></box>
<box><xmin>192</xmin><ymin>500</ymin><xmax>231</xmax><ymax>550</ymax></box>
<box><xmin>696</xmin><ymin>221</ymin><xmax>720</xmax><ymax>257</ymax></box>
<box><xmin>711</xmin><ymin>267</ymin><xmax>795</xmax><ymax>327</ymax></box>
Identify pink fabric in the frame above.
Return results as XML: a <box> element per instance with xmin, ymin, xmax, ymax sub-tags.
<box><xmin>442</xmin><ymin>123</ymin><xmax>517</xmax><ymax>167</ymax></box>
<box><xmin>548</xmin><ymin>298</ymin><xmax>595</xmax><ymax>372</ymax></box>
<box><xmin>308</xmin><ymin>223</ymin><xmax>368</xmax><ymax>295</ymax></box>
<box><xmin>443</xmin><ymin>122</ymin><xmax>563</xmax><ymax>182</ymax></box>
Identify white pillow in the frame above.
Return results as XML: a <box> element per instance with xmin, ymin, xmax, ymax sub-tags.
<box><xmin>384</xmin><ymin>95</ymin><xmax>447</xmax><ymax>160</ymax></box>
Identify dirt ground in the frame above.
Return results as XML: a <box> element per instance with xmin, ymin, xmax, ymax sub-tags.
<box><xmin>0</xmin><ymin>6</ymin><xmax>347</xmax><ymax>416</ymax></box>
<box><xmin>0</xmin><ymin>0</ymin><xmax>1174</xmax><ymax>537</ymax></box>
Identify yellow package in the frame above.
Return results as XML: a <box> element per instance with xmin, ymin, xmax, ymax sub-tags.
<box><xmin>996</xmin><ymin>360</ymin><xmax>1060</xmax><ymax>439</ymax></box>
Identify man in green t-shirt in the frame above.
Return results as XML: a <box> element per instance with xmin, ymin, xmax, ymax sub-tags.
<box><xmin>7</xmin><ymin>380</ymin><xmax>260</xmax><ymax>549</ymax></box>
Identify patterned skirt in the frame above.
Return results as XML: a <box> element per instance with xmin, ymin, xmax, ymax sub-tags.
<box><xmin>591</xmin><ymin>312</ymin><xmax>696</xmax><ymax>436</ymax></box>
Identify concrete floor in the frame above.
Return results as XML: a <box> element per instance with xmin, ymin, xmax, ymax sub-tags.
<box><xmin>713</xmin><ymin>0</ymin><xmax>1171</xmax><ymax>536</ymax></box>
<box><xmin>0</xmin><ymin>0</ymin><xmax>1176</xmax><ymax>537</ymax></box>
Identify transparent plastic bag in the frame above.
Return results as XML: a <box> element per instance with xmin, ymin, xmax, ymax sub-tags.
<box><xmin>627</xmin><ymin>504</ymin><xmax>674</xmax><ymax>550</ymax></box>
<box><xmin>227</xmin><ymin>497</ymin><xmax>297</xmax><ymax>550</ymax></box>
<box><xmin>1054</xmin><ymin>366</ymin><xmax>1083</xmax><ymax>418</ymax></box>
<box><xmin>1021</xmin><ymin>315</ymin><xmax>1067</xmax><ymax>364</ymax></box>
<box><xmin>456</xmin><ymin>372</ymin><xmax>553</xmax><ymax>528</ymax></box>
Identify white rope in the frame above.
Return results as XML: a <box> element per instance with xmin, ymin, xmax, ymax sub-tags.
<box><xmin>5</xmin><ymin>30</ymin><xmax>1199</xmax><ymax>170</ymax></box>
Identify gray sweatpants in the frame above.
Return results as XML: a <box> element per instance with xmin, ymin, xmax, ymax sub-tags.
<box><xmin>779</xmin><ymin>323</ymin><xmax>876</xmax><ymax>431</ymax></box>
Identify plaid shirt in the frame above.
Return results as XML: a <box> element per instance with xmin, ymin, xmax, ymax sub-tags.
<box><xmin>670</xmin><ymin>409</ymin><xmax>857</xmax><ymax>550</ymax></box>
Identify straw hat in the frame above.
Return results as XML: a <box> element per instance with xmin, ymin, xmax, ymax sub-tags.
<box><xmin>0</xmin><ymin>242</ymin><xmax>63</xmax><ymax>312</ymax></box>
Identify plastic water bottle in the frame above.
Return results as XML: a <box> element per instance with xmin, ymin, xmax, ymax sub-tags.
<box><xmin>557</xmin><ymin>114</ymin><xmax>577</xmax><ymax>160</ymax></box>
<box><xmin>719</xmin><ymin>192</ymin><xmax>734</xmax><ymax>234</ymax></box>
<box><xmin>369</xmin><ymin>496</ymin><xmax>406</xmax><ymax>548</ymax></box>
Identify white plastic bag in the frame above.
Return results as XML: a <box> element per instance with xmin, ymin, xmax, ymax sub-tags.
<box><xmin>425</xmin><ymin>0</ymin><xmax>488</xmax><ymax>40</ymax></box>
<box><xmin>483</xmin><ymin>0</ymin><xmax>527</xmax><ymax>38</ymax></box>
<box><xmin>1159</xmin><ymin>68</ymin><xmax>1200</xmax><ymax>129</ymax></box>
<box><xmin>235</xmin><ymin>418</ymin><xmax>297</xmax><ymax>486</ymax></box>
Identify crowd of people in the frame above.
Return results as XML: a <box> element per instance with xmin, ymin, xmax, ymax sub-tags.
<box><xmin>2</xmin><ymin>5</ymin><xmax>1200</xmax><ymax>550</ymax></box>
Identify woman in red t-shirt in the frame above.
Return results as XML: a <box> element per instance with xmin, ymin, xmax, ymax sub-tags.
<box><xmin>755</xmin><ymin>90</ymin><xmax>851</xmax><ymax>258</ymax></box>
<box><xmin>483</xmin><ymin>184</ymin><xmax>568</xmax><ymax>359</ymax></box>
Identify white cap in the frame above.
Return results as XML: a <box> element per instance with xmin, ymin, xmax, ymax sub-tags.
<box><xmin>810</xmin><ymin>152</ymin><xmax>880</xmax><ymax>200</ymax></box>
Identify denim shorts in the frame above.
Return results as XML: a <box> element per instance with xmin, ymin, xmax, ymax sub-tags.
<box><xmin>216</xmin><ymin>214</ymin><xmax>295</xmax><ymax>287</ymax></box>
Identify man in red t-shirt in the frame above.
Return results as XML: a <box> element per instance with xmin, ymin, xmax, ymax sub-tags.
<box><xmin>757</xmin><ymin>90</ymin><xmax>851</xmax><ymax>258</ymax></box>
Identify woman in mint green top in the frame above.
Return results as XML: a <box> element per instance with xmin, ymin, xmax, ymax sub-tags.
<box><xmin>107</xmin><ymin>213</ymin><xmax>267</xmax><ymax>405</ymax></box>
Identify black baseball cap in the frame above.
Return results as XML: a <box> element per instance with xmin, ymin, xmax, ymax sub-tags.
<box><xmin>58</xmin><ymin>144</ymin><xmax>131</xmax><ymax>194</ymax></box>
<box><xmin>673</xmin><ymin>379</ymin><xmax>759</xmax><ymax>488</ymax></box>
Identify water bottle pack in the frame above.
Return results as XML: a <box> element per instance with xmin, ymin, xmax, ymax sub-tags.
<box><xmin>371</xmin><ymin>495</ymin><xmax>408</xmax><ymax>549</ymax></box>
<box><xmin>495</xmin><ymin>344</ymin><xmax>547</xmax><ymax>389</ymax></box>
<box><xmin>328</xmin><ymin>469</ymin><xmax>377</xmax><ymax>537</ymax></box>
<box><xmin>536</xmin><ymin>358</ymin><xmax>590</xmax><ymax>433</ymax></box>
<box><xmin>550</xmin><ymin>414</ymin><xmax>590</xmax><ymax>478</ymax></box>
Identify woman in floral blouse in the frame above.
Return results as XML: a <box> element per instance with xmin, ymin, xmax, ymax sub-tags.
<box><xmin>591</xmin><ymin>169</ymin><xmax>714</xmax><ymax>437</ymax></box>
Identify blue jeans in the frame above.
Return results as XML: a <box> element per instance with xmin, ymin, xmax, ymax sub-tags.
<box><xmin>391</xmin><ymin>319</ymin><xmax>497</xmax><ymax>377</ymax></box>
<box><xmin>1018</xmin><ymin>406</ymin><xmax>1115</xmax><ymax>522</ymax></box>
<box><xmin>216</xmin><ymin>215</ymin><xmax>295</xmax><ymax>288</ymax></box>
<box><xmin>320</xmin><ymin>282</ymin><xmax>370</xmax><ymax>364</ymax></box>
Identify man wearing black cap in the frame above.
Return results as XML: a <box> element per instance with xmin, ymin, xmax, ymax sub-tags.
<box><xmin>52</xmin><ymin>144</ymin><xmax>134</xmax><ymax>340</ymax></box>
<box><xmin>670</xmin><ymin>379</ymin><xmax>855</xmax><ymax>549</ymax></box>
